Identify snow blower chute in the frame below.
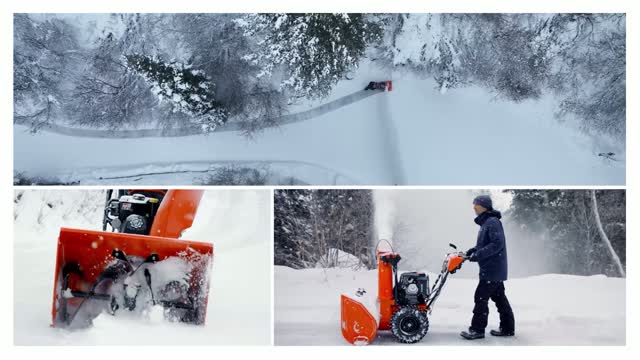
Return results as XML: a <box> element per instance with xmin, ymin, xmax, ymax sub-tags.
<box><xmin>51</xmin><ymin>189</ymin><xmax>214</xmax><ymax>329</ymax></box>
<box><xmin>341</xmin><ymin>242</ymin><xmax>466</xmax><ymax>345</ymax></box>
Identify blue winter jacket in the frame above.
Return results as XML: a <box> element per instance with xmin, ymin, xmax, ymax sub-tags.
<box><xmin>469</xmin><ymin>210</ymin><xmax>508</xmax><ymax>281</ymax></box>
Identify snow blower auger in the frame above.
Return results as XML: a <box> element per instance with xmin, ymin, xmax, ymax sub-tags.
<box><xmin>341</xmin><ymin>242</ymin><xmax>466</xmax><ymax>345</ymax></box>
<box><xmin>51</xmin><ymin>189</ymin><xmax>214</xmax><ymax>329</ymax></box>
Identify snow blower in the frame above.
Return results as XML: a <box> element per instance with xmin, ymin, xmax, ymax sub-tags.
<box><xmin>364</xmin><ymin>80</ymin><xmax>393</xmax><ymax>91</ymax></box>
<box><xmin>341</xmin><ymin>242</ymin><xmax>467</xmax><ymax>345</ymax></box>
<box><xmin>51</xmin><ymin>189</ymin><xmax>214</xmax><ymax>329</ymax></box>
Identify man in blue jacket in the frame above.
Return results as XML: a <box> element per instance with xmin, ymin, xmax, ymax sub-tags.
<box><xmin>460</xmin><ymin>195</ymin><xmax>515</xmax><ymax>340</ymax></box>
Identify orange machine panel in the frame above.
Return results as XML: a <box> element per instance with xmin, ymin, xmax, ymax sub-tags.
<box><xmin>377</xmin><ymin>252</ymin><xmax>398</xmax><ymax>330</ymax></box>
<box><xmin>340</xmin><ymin>295</ymin><xmax>378</xmax><ymax>345</ymax></box>
<box><xmin>51</xmin><ymin>228</ymin><xmax>213</xmax><ymax>327</ymax></box>
<box><xmin>149</xmin><ymin>190</ymin><xmax>204</xmax><ymax>238</ymax></box>
<box><xmin>447</xmin><ymin>255</ymin><xmax>465</xmax><ymax>273</ymax></box>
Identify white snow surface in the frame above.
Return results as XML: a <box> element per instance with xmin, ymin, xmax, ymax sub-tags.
<box><xmin>14</xmin><ymin>189</ymin><xmax>271</xmax><ymax>345</ymax></box>
<box><xmin>14</xmin><ymin>61</ymin><xmax>624</xmax><ymax>185</ymax></box>
<box><xmin>274</xmin><ymin>266</ymin><xmax>625</xmax><ymax>345</ymax></box>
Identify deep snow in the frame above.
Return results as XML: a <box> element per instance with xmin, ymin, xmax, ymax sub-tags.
<box><xmin>13</xmin><ymin>189</ymin><xmax>271</xmax><ymax>345</ymax></box>
<box><xmin>274</xmin><ymin>266</ymin><xmax>625</xmax><ymax>345</ymax></box>
<box><xmin>14</xmin><ymin>61</ymin><xmax>624</xmax><ymax>185</ymax></box>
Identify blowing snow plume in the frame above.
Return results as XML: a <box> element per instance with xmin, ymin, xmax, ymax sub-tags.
<box><xmin>373</xmin><ymin>190</ymin><xmax>396</xmax><ymax>250</ymax></box>
<box><xmin>373</xmin><ymin>189</ymin><xmax>482</xmax><ymax>275</ymax></box>
<box><xmin>371</xmin><ymin>189</ymin><xmax>625</xmax><ymax>278</ymax></box>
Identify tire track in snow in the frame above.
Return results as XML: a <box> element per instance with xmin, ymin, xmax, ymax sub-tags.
<box><xmin>54</xmin><ymin>160</ymin><xmax>360</xmax><ymax>186</ymax></box>
<box><xmin>18</xmin><ymin>90</ymin><xmax>384</xmax><ymax>138</ymax></box>
<box><xmin>375</xmin><ymin>79</ymin><xmax>406</xmax><ymax>185</ymax></box>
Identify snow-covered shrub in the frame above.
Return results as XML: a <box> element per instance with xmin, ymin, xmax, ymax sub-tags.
<box><xmin>13</xmin><ymin>172</ymin><xmax>79</xmax><ymax>186</ymax></box>
<box><xmin>198</xmin><ymin>166</ymin><xmax>269</xmax><ymax>185</ymax></box>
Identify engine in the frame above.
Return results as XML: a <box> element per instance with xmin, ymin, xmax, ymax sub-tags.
<box><xmin>395</xmin><ymin>272</ymin><xmax>429</xmax><ymax>306</ymax></box>
<box><xmin>106</xmin><ymin>193</ymin><xmax>163</xmax><ymax>235</ymax></box>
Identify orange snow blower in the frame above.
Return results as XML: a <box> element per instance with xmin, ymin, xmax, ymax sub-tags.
<box><xmin>51</xmin><ymin>190</ymin><xmax>214</xmax><ymax>329</ymax></box>
<box><xmin>364</xmin><ymin>80</ymin><xmax>392</xmax><ymax>91</ymax></box>
<box><xmin>341</xmin><ymin>242</ymin><xmax>466</xmax><ymax>345</ymax></box>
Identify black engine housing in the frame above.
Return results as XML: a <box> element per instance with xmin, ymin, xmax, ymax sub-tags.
<box><xmin>395</xmin><ymin>272</ymin><xmax>429</xmax><ymax>306</ymax></box>
<box><xmin>106</xmin><ymin>192</ymin><xmax>164</xmax><ymax>235</ymax></box>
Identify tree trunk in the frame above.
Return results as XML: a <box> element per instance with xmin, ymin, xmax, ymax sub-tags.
<box><xmin>591</xmin><ymin>190</ymin><xmax>625</xmax><ymax>277</ymax></box>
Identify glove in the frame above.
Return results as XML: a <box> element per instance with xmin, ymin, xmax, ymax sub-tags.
<box><xmin>466</xmin><ymin>248</ymin><xmax>477</xmax><ymax>262</ymax></box>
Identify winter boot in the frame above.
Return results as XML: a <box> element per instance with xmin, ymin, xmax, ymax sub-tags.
<box><xmin>460</xmin><ymin>328</ymin><xmax>485</xmax><ymax>340</ymax></box>
<box><xmin>490</xmin><ymin>328</ymin><xmax>514</xmax><ymax>337</ymax></box>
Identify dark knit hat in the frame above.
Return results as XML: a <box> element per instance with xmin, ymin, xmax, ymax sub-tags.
<box><xmin>473</xmin><ymin>195</ymin><xmax>493</xmax><ymax>210</ymax></box>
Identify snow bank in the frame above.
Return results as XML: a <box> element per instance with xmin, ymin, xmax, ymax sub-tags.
<box><xmin>316</xmin><ymin>248</ymin><xmax>365</xmax><ymax>269</ymax></box>
<box><xmin>14</xmin><ymin>189</ymin><xmax>271</xmax><ymax>345</ymax></box>
<box><xmin>274</xmin><ymin>266</ymin><xmax>625</xmax><ymax>345</ymax></box>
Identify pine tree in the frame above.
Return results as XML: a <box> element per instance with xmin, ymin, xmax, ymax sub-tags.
<box><xmin>274</xmin><ymin>189</ymin><xmax>313</xmax><ymax>268</ymax></box>
<box><xmin>126</xmin><ymin>54</ymin><xmax>228</xmax><ymax>132</ymax></box>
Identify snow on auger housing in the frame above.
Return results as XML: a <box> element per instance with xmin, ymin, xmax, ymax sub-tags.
<box><xmin>341</xmin><ymin>241</ymin><xmax>467</xmax><ymax>345</ymax></box>
<box><xmin>51</xmin><ymin>190</ymin><xmax>214</xmax><ymax>329</ymax></box>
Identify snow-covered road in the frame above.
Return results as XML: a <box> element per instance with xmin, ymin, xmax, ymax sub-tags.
<box><xmin>274</xmin><ymin>266</ymin><xmax>626</xmax><ymax>346</ymax></box>
<box><xmin>15</xmin><ymin>89</ymin><xmax>383</xmax><ymax>138</ymax></box>
<box><xmin>14</xmin><ymin>61</ymin><xmax>625</xmax><ymax>185</ymax></box>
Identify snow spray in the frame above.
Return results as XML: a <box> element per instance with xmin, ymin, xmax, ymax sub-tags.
<box><xmin>373</xmin><ymin>190</ymin><xmax>397</xmax><ymax>249</ymax></box>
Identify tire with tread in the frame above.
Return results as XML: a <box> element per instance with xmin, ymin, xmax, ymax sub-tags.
<box><xmin>390</xmin><ymin>306</ymin><xmax>429</xmax><ymax>343</ymax></box>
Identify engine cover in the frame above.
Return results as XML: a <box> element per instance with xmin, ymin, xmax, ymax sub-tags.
<box><xmin>115</xmin><ymin>194</ymin><xmax>161</xmax><ymax>234</ymax></box>
<box><xmin>395</xmin><ymin>272</ymin><xmax>429</xmax><ymax>306</ymax></box>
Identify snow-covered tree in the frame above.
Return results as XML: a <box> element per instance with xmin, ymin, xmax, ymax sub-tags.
<box><xmin>66</xmin><ymin>15</ymin><xmax>159</xmax><ymax>129</ymax></box>
<box><xmin>13</xmin><ymin>14</ymin><xmax>80</xmax><ymax>131</ymax></box>
<box><xmin>507</xmin><ymin>189</ymin><xmax>625</xmax><ymax>277</ymax></box>
<box><xmin>274</xmin><ymin>189</ymin><xmax>376</xmax><ymax>269</ymax></box>
<box><xmin>376</xmin><ymin>14</ymin><xmax>464</xmax><ymax>93</ymax></box>
<box><xmin>274</xmin><ymin>189</ymin><xmax>313</xmax><ymax>269</ymax></box>
<box><xmin>543</xmin><ymin>14</ymin><xmax>626</xmax><ymax>140</ymax></box>
<box><xmin>590</xmin><ymin>190</ymin><xmax>625</xmax><ymax>277</ymax></box>
<box><xmin>126</xmin><ymin>54</ymin><xmax>228</xmax><ymax>131</ymax></box>
<box><xmin>240</xmin><ymin>13</ymin><xmax>382</xmax><ymax>99</ymax></box>
<box><xmin>169</xmin><ymin>14</ymin><xmax>286</xmax><ymax>135</ymax></box>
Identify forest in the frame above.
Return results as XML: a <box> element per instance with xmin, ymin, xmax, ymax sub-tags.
<box><xmin>14</xmin><ymin>13</ymin><xmax>625</xmax><ymax>140</ymax></box>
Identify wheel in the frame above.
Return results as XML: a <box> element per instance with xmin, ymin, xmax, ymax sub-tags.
<box><xmin>390</xmin><ymin>306</ymin><xmax>429</xmax><ymax>344</ymax></box>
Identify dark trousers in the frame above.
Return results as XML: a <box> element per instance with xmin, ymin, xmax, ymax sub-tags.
<box><xmin>470</xmin><ymin>280</ymin><xmax>515</xmax><ymax>333</ymax></box>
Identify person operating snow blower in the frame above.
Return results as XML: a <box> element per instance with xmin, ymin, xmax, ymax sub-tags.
<box><xmin>460</xmin><ymin>195</ymin><xmax>515</xmax><ymax>340</ymax></box>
